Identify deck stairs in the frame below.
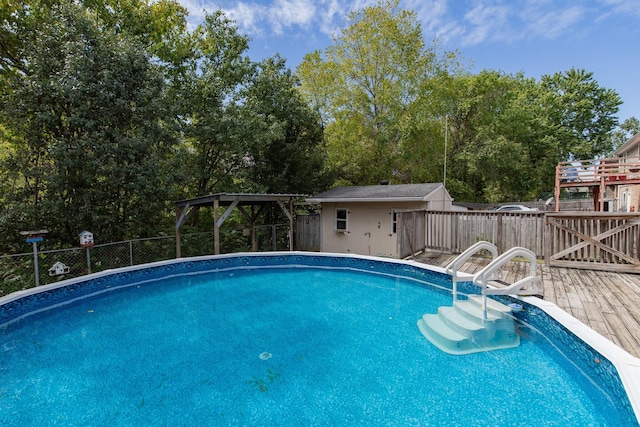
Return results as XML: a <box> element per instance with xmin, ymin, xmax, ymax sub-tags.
<box><xmin>418</xmin><ymin>242</ymin><xmax>542</xmax><ymax>355</ymax></box>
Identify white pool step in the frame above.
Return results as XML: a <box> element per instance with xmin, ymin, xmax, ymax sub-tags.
<box><xmin>417</xmin><ymin>297</ymin><xmax>520</xmax><ymax>355</ymax></box>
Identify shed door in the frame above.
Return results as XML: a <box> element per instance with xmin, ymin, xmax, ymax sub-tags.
<box><xmin>350</xmin><ymin>209</ymin><xmax>395</xmax><ymax>257</ymax></box>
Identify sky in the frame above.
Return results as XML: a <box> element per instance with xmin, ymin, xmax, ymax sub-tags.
<box><xmin>176</xmin><ymin>0</ymin><xmax>640</xmax><ymax>123</ymax></box>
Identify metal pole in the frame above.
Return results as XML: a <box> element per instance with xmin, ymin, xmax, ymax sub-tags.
<box><xmin>86</xmin><ymin>247</ymin><xmax>92</xmax><ymax>274</ymax></box>
<box><xmin>32</xmin><ymin>241</ymin><xmax>40</xmax><ymax>287</ymax></box>
<box><xmin>443</xmin><ymin>114</ymin><xmax>448</xmax><ymax>188</ymax></box>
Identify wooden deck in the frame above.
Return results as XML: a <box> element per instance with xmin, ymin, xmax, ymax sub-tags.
<box><xmin>411</xmin><ymin>251</ymin><xmax>640</xmax><ymax>358</ymax></box>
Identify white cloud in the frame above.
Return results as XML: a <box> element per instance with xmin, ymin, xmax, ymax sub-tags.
<box><xmin>268</xmin><ymin>0</ymin><xmax>317</xmax><ymax>35</ymax></box>
<box><xmin>420</xmin><ymin>1</ymin><xmax>590</xmax><ymax>47</ymax></box>
<box><xmin>179</xmin><ymin>0</ymin><xmax>337</xmax><ymax>38</ymax></box>
<box><xmin>177</xmin><ymin>0</ymin><xmax>212</xmax><ymax>30</ymax></box>
<box><xmin>598</xmin><ymin>0</ymin><xmax>640</xmax><ymax>17</ymax></box>
<box><xmin>225</xmin><ymin>2</ymin><xmax>269</xmax><ymax>36</ymax></box>
<box><xmin>176</xmin><ymin>0</ymin><xmax>632</xmax><ymax>51</ymax></box>
<box><xmin>520</xmin><ymin>3</ymin><xmax>585</xmax><ymax>40</ymax></box>
<box><xmin>460</xmin><ymin>3</ymin><xmax>511</xmax><ymax>45</ymax></box>
<box><xmin>406</xmin><ymin>0</ymin><xmax>453</xmax><ymax>41</ymax></box>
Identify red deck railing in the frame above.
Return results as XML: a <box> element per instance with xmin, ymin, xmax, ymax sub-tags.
<box><xmin>555</xmin><ymin>157</ymin><xmax>640</xmax><ymax>211</ymax></box>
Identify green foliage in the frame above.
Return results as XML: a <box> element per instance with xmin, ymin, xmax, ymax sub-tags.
<box><xmin>444</xmin><ymin>71</ymin><xmax>540</xmax><ymax>202</ymax></box>
<box><xmin>536</xmin><ymin>68</ymin><xmax>621</xmax><ymax>160</ymax></box>
<box><xmin>297</xmin><ymin>0</ymin><xmax>461</xmax><ymax>185</ymax></box>
<box><xmin>443</xmin><ymin>68</ymin><xmax>621</xmax><ymax>202</ymax></box>
<box><xmin>4</xmin><ymin>5</ymin><xmax>173</xmax><ymax>244</ymax></box>
<box><xmin>298</xmin><ymin>2</ymin><xmax>622</xmax><ymax>203</ymax></box>
<box><xmin>0</xmin><ymin>1</ymin><xmax>180</xmax><ymax>247</ymax></box>
<box><xmin>0</xmin><ymin>0</ymin><xmax>630</xmax><ymax>255</ymax></box>
<box><xmin>0</xmin><ymin>2</ymin><xmax>332</xmax><ymax>251</ymax></box>
<box><xmin>238</xmin><ymin>56</ymin><xmax>332</xmax><ymax>194</ymax></box>
<box><xmin>173</xmin><ymin>13</ymin><xmax>331</xmax><ymax>198</ymax></box>
<box><xmin>175</xmin><ymin>10</ymin><xmax>254</xmax><ymax>196</ymax></box>
<box><xmin>610</xmin><ymin>117</ymin><xmax>640</xmax><ymax>151</ymax></box>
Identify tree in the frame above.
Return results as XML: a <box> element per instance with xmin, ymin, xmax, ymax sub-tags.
<box><xmin>174</xmin><ymin>11</ymin><xmax>332</xmax><ymax>198</ymax></box>
<box><xmin>440</xmin><ymin>68</ymin><xmax>622</xmax><ymax>202</ymax></box>
<box><xmin>610</xmin><ymin>116</ymin><xmax>640</xmax><ymax>151</ymax></box>
<box><xmin>0</xmin><ymin>1</ymin><xmax>178</xmax><ymax>246</ymax></box>
<box><xmin>536</xmin><ymin>68</ymin><xmax>621</xmax><ymax>160</ymax></box>
<box><xmin>297</xmin><ymin>0</ymin><xmax>460</xmax><ymax>186</ymax></box>
<box><xmin>238</xmin><ymin>56</ymin><xmax>331</xmax><ymax>194</ymax></box>
<box><xmin>1</xmin><ymin>0</ymin><xmax>189</xmax><ymax>76</ymax></box>
<box><xmin>173</xmin><ymin>10</ymin><xmax>255</xmax><ymax>197</ymax></box>
<box><xmin>438</xmin><ymin>71</ymin><xmax>540</xmax><ymax>202</ymax></box>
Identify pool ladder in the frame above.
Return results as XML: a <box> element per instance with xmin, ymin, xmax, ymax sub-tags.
<box><xmin>417</xmin><ymin>241</ymin><xmax>543</xmax><ymax>355</ymax></box>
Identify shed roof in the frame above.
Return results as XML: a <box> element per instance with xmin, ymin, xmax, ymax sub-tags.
<box><xmin>306</xmin><ymin>183</ymin><xmax>445</xmax><ymax>203</ymax></box>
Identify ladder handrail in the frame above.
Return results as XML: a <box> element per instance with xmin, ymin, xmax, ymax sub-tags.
<box><xmin>472</xmin><ymin>246</ymin><xmax>542</xmax><ymax>321</ymax></box>
<box><xmin>484</xmin><ymin>276</ymin><xmax>539</xmax><ymax>296</ymax></box>
<box><xmin>445</xmin><ymin>241</ymin><xmax>498</xmax><ymax>300</ymax></box>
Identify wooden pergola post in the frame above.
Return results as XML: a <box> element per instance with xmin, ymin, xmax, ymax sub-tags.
<box><xmin>175</xmin><ymin>206</ymin><xmax>182</xmax><ymax>258</ymax></box>
<box><xmin>214</xmin><ymin>196</ymin><xmax>220</xmax><ymax>255</ymax></box>
<box><xmin>289</xmin><ymin>196</ymin><xmax>294</xmax><ymax>251</ymax></box>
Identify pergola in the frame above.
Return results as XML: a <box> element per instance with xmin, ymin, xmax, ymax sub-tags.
<box><xmin>174</xmin><ymin>193</ymin><xmax>304</xmax><ymax>257</ymax></box>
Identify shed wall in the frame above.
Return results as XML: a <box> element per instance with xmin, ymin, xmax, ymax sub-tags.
<box><xmin>319</xmin><ymin>201</ymin><xmax>427</xmax><ymax>257</ymax></box>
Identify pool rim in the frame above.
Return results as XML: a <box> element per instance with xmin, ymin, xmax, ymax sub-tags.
<box><xmin>2</xmin><ymin>250</ymin><xmax>640</xmax><ymax>422</ymax></box>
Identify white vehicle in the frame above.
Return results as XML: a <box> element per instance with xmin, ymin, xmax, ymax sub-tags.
<box><xmin>495</xmin><ymin>204</ymin><xmax>538</xmax><ymax>212</ymax></box>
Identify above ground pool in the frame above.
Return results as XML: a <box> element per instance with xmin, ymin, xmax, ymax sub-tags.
<box><xmin>1</xmin><ymin>252</ymin><xmax>639</xmax><ymax>426</ymax></box>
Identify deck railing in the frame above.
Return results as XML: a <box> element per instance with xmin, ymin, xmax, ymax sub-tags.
<box><xmin>400</xmin><ymin>210</ymin><xmax>640</xmax><ymax>273</ymax></box>
<box><xmin>545</xmin><ymin>212</ymin><xmax>640</xmax><ymax>273</ymax></box>
<box><xmin>556</xmin><ymin>158</ymin><xmax>640</xmax><ymax>183</ymax></box>
<box><xmin>555</xmin><ymin>157</ymin><xmax>640</xmax><ymax>211</ymax></box>
<box><xmin>398</xmin><ymin>210</ymin><xmax>546</xmax><ymax>258</ymax></box>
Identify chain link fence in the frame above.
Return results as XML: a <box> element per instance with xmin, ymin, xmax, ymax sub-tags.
<box><xmin>1</xmin><ymin>225</ymin><xmax>291</xmax><ymax>297</ymax></box>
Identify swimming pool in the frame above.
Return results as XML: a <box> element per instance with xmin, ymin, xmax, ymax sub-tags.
<box><xmin>1</xmin><ymin>252</ymin><xmax>639</xmax><ymax>425</ymax></box>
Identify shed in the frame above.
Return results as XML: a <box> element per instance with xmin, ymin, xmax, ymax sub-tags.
<box><xmin>306</xmin><ymin>183</ymin><xmax>452</xmax><ymax>257</ymax></box>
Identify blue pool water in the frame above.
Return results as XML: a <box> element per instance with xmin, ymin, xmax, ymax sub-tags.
<box><xmin>0</xmin><ymin>254</ymin><xmax>638</xmax><ymax>426</ymax></box>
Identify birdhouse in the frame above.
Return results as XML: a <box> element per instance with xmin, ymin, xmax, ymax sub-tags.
<box><xmin>79</xmin><ymin>230</ymin><xmax>94</xmax><ymax>247</ymax></box>
<box><xmin>48</xmin><ymin>261</ymin><xmax>70</xmax><ymax>276</ymax></box>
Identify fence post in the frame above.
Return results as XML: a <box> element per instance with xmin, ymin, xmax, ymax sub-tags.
<box><xmin>496</xmin><ymin>214</ymin><xmax>504</xmax><ymax>253</ymax></box>
<box><xmin>544</xmin><ymin>213</ymin><xmax>550</xmax><ymax>264</ymax></box>
<box><xmin>272</xmin><ymin>225</ymin><xmax>277</xmax><ymax>251</ymax></box>
<box><xmin>86</xmin><ymin>247</ymin><xmax>92</xmax><ymax>274</ymax></box>
<box><xmin>129</xmin><ymin>240</ymin><xmax>134</xmax><ymax>266</ymax></box>
<box><xmin>20</xmin><ymin>230</ymin><xmax>48</xmax><ymax>287</ymax></box>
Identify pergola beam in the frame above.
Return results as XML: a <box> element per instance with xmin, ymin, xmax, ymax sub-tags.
<box><xmin>216</xmin><ymin>198</ymin><xmax>240</xmax><ymax>228</ymax></box>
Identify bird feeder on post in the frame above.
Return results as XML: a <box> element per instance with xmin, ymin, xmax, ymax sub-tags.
<box><xmin>19</xmin><ymin>230</ymin><xmax>48</xmax><ymax>287</ymax></box>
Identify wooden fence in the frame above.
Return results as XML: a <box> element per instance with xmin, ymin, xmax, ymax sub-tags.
<box><xmin>397</xmin><ymin>210</ymin><xmax>426</xmax><ymax>258</ymax></box>
<box><xmin>415</xmin><ymin>211</ymin><xmax>546</xmax><ymax>256</ymax></box>
<box><xmin>400</xmin><ymin>210</ymin><xmax>640</xmax><ymax>273</ymax></box>
<box><xmin>528</xmin><ymin>199</ymin><xmax>593</xmax><ymax>211</ymax></box>
<box><xmin>545</xmin><ymin>212</ymin><xmax>640</xmax><ymax>273</ymax></box>
<box><xmin>295</xmin><ymin>214</ymin><xmax>321</xmax><ymax>251</ymax></box>
<box><xmin>297</xmin><ymin>210</ymin><xmax>640</xmax><ymax>273</ymax></box>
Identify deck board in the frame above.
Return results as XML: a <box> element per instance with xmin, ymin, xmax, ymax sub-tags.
<box><xmin>411</xmin><ymin>251</ymin><xmax>640</xmax><ymax>358</ymax></box>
